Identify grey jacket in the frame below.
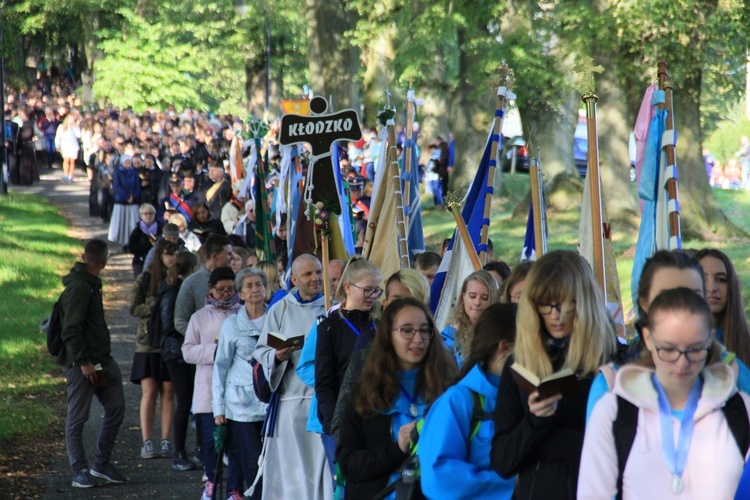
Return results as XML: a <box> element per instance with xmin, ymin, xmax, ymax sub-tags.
<box><xmin>174</xmin><ymin>266</ymin><xmax>210</xmax><ymax>335</ymax></box>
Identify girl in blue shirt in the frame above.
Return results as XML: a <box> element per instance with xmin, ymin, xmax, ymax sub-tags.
<box><xmin>336</xmin><ymin>298</ymin><xmax>457</xmax><ymax>499</ymax></box>
<box><xmin>419</xmin><ymin>303</ymin><xmax>517</xmax><ymax>499</ymax></box>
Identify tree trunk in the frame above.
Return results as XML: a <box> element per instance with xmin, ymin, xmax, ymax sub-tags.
<box><xmin>674</xmin><ymin>68</ymin><xmax>743</xmax><ymax>238</ymax></box>
<box><xmin>305</xmin><ymin>0</ymin><xmax>360</xmax><ymax>112</ymax></box>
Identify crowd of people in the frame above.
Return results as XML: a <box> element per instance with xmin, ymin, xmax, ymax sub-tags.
<box><xmin>704</xmin><ymin>137</ymin><xmax>750</xmax><ymax>190</ymax></box>
<box><xmin>22</xmin><ymin>73</ymin><xmax>750</xmax><ymax>500</ymax></box>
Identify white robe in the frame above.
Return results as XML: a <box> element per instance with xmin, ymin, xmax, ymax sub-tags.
<box><xmin>252</xmin><ymin>290</ymin><xmax>332</xmax><ymax>500</ymax></box>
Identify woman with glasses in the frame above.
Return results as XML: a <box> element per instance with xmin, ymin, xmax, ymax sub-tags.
<box><xmin>182</xmin><ymin>267</ymin><xmax>241</xmax><ymax>500</ymax></box>
<box><xmin>579</xmin><ymin>288</ymin><xmax>748</xmax><ymax>498</ymax></box>
<box><xmin>128</xmin><ymin>203</ymin><xmax>161</xmax><ymax>278</ymax></box>
<box><xmin>491</xmin><ymin>250</ymin><xmax>617</xmax><ymax>500</ymax></box>
<box><xmin>441</xmin><ymin>270</ymin><xmax>498</xmax><ymax>366</ymax></box>
<box><xmin>336</xmin><ymin>298</ymin><xmax>457</xmax><ymax>499</ymax></box>
<box><xmin>129</xmin><ymin>240</ymin><xmax>179</xmax><ymax>461</ymax></box>
<box><xmin>419</xmin><ymin>303</ymin><xmax>517</xmax><ymax>499</ymax></box>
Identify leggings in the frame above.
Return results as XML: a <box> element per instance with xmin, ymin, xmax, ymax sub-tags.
<box><xmin>166</xmin><ymin>361</ymin><xmax>195</xmax><ymax>455</ymax></box>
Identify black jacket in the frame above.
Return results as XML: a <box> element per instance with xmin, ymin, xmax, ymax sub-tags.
<box><xmin>315</xmin><ymin>309</ymin><xmax>372</xmax><ymax>435</ymax></box>
<box><xmin>336</xmin><ymin>399</ymin><xmax>410</xmax><ymax>499</ymax></box>
<box><xmin>128</xmin><ymin>225</ymin><xmax>159</xmax><ymax>267</ymax></box>
<box><xmin>56</xmin><ymin>263</ymin><xmax>110</xmax><ymax>367</ymax></box>
<box><xmin>491</xmin><ymin>351</ymin><xmax>594</xmax><ymax>500</ymax></box>
<box><xmin>157</xmin><ymin>279</ymin><xmax>182</xmax><ymax>338</ymax></box>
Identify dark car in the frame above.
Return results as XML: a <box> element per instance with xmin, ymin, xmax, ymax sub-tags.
<box><xmin>500</xmin><ymin>136</ymin><xmax>529</xmax><ymax>173</ymax></box>
<box><xmin>574</xmin><ymin>136</ymin><xmax>588</xmax><ymax>176</ymax></box>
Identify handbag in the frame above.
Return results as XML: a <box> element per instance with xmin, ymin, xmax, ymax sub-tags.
<box><xmin>161</xmin><ymin>333</ymin><xmax>185</xmax><ymax>363</ymax></box>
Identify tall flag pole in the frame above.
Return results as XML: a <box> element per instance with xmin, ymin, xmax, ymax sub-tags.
<box><xmin>478</xmin><ymin>84</ymin><xmax>515</xmax><ymax>264</ymax></box>
<box><xmin>521</xmin><ymin>154</ymin><xmax>547</xmax><ymax>261</ymax></box>
<box><xmin>402</xmin><ymin>85</ymin><xmax>415</xmax><ymax>233</ymax></box>
<box><xmin>630</xmin><ymin>61</ymin><xmax>681</xmax><ymax>307</ymax></box>
<box><xmin>582</xmin><ymin>92</ymin><xmax>606</xmax><ymax>298</ymax></box>
<box><xmin>404</xmin><ymin>88</ymin><xmax>425</xmax><ymax>258</ymax></box>
<box><xmin>430</xmin><ymin>78</ymin><xmax>513</xmax><ymax>330</ymax></box>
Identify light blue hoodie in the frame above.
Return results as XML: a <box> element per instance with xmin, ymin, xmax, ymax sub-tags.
<box><xmin>418</xmin><ymin>364</ymin><xmax>514</xmax><ymax>500</ymax></box>
<box><xmin>296</xmin><ymin>322</ymin><xmax>323</xmax><ymax>433</ymax></box>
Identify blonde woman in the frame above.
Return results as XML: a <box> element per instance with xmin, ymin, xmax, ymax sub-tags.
<box><xmin>491</xmin><ymin>250</ymin><xmax>617</xmax><ymax>500</ymax></box>
<box><xmin>441</xmin><ymin>270</ymin><xmax>498</xmax><ymax>366</ymax></box>
<box><xmin>256</xmin><ymin>260</ymin><xmax>281</xmax><ymax>303</ymax></box>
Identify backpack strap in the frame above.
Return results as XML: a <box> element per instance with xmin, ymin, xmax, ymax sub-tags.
<box><xmin>613</xmin><ymin>396</ymin><xmax>638</xmax><ymax>500</ymax></box>
<box><xmin>722</xmin><ymin>392</ymin><xmax>750</xmax><ymax>461</ymax></box>
<box><xmin>468</xmin><ymin>391</ymin><xmax>492</xmax><ymax>443</ymax></box>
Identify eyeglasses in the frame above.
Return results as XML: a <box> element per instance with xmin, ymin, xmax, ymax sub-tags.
<box><xmin>537</xmin><ymin>302</ymin><xmax>576</xmax><ymax>316</ymax></box>
<box><xmin>349</xmin><ymin>283</ymin><xmax>383</xmax><ymax>299</ymax></box>
<box><xmin>650</xmin><ymin>336</ymin><xmax>711</xmax><ymax>363</ymax></box>
<box><xmin>141</xmin><ymin>211</ymin><xmax>156</xmax><ymax>216</ymax></box>
<box><xmin>392</xmin><ymin>326</ymin><xmax>434</xmax><ymax>341</ymax></box>
<box><xmin>213</xmin><ymin>286</ymin><xmax>235</xmax><ymax>294</ymax></box>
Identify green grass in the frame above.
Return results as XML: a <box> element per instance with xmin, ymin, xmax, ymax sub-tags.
<box><xmin>421</xmin><ymin>176</ymin><xmax>750</xmax><ymax>322</ymax></box>
<box><xmin>0</xmin><ymin>192</ymin><xmax>79</xmax><ymax>443</ymax></box>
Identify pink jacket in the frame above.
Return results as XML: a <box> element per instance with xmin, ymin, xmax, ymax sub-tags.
<box><xmin>182</xmin><ymin>303</ymin><xmax>240</xmax><ymax>414</ymax></box>
<box><xmin>579</xmin><ymin>363</ymin><xmax>750</xmax><ymax>499</ymax></box>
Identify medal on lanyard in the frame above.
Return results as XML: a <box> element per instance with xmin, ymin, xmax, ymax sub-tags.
<box><xmin>652</xmin><ymin>374</ymin><xmax>703</xmax><ymax>495</ymax></box>
<box><xmin>398</xmin><ymin>382</ymin><xmax>419</xmax><ymax>417</ymax></box>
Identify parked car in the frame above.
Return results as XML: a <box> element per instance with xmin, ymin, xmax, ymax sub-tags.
<box><xmin>574</xmin><ymin>136</ymin><xmax>588</xmax><ymax>176</ymax></box>
<box><xmin>500</xmin><ymin>136</ymin><xmax>529</xmax><ymax>173</ymax></box>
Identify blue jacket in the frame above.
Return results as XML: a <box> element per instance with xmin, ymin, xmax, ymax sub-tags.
<box><xmin>113</xmin><ymin>165</ymin><xmax>141</xmax><ymax>204</ymax></box>
<box><xmin>296</xmin><ymin>322</ymin><xmax>323</xmax><ymax>433</ymax></box>
<box><xmin>418</xmin><ymin>365</ymin><xmax>514</xmax><ymax>500</ymax></box>
<box><xmin>440</xmin><ymin>325</ymin><xmax>463</xmax><ymax>367</ymax></box>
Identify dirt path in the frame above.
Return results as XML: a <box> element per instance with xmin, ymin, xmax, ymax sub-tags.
<box><xmin>10</xmin><ymin>168</ymin><xmax>204</xmax><ymax>499</ymax></box>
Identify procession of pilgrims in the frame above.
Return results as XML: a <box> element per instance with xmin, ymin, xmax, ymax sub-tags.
<box><xmin>24</xmin><ymin>64</ymin><xmax>750</xmax><ymax>499</ymax></box>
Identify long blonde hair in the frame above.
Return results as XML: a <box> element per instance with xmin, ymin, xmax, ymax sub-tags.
<box><xmin>447</xmin><ymin>270</ymin><xmax>498</xmax><ymax>359</ymax></box>
<box><xmin>335</xmin><ymin>256</ymin><xmax>381</xmax><ymax>319</ymax></box>
<box><xmin>514</xmin><ymin>250</ymin><xmax>616</xmax><ymax>378</ymax></box>
<box><xmin>257</xmin><ymin>261</ymin><xmax>280</xmax><ymax>301</ymax></box>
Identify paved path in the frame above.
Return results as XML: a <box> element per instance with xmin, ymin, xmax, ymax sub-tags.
<box><xmin>12</xmin><ymin>168</ymin><xmax>204</xmax><ymax>498</ymax></box>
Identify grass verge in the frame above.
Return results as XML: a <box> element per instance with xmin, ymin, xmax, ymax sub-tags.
<box><xmin>0</xmin><ymin>192</ymin><xmax>79</xmax><ymax>444</ymax></box>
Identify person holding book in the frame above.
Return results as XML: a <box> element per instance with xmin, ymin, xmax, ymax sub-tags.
<box><xmin>419</xmin><ymin>303</ymin><xmax>517</xmax><ymax>499</ymax></box>
<box><xmin>579</xmin><ymin>288</ymin><xmax>749</xmax><ymax>498</ymax></box>
<box><xmin>212</xmin><ymin>267</ymin><xmax>268</xmax><ymax>500</ymax></box>
<box><xmin>250</xmin><ymin>254</ymin><xmax>330</xmax><ymax>499</ymax></box>
<box><xmin>314</xmin><ymin>258</ymin><xmax>381</xmax><ymax>471</ymax></box>
<box><xmin>440</xmin><ymin>270</ymin><xmax>498</xmax><ymax>366</ymax></box>
<box><xmin>336</xmin><ymin>298</ymin><xmax>457</xmax><ymax>499</ymax></box>
<box><xmin>490</xmin><ymin>250</ymin><xmax>617</xmax><ymax>500</ymax></box>
<box><xmin>127</xmin><ymin>203</ymin><xmax>161</xmax><ymax>279</ymax></box>
<box><xmin>182</xmin><ymin>266</ymin><xmax>241</xmax><ymax>500</ymax></box>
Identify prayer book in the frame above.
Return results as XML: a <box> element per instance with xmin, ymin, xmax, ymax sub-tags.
<box><xmin>510</xmin><ymin>363</ymin><xmax>578</xmax><ymax>399</ymax></box>
<box><xmin>266</xmin><ymin>331</ymin><xmax>305</xmax><ymax>351</ymax></box>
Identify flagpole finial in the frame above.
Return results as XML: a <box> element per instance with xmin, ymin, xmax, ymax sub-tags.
<box><xmin>572</xmin><ymin>55</ymin><xmax>604</xmax><ymax>95</ymax></box>
<box><xmin>445</xmin><ymin>191</ymin><xmax>463</xmax><ymax>212</ymax></box>
<box><xmin>378</xmin><ymin>89</ymin><xmax>396</xmax><ymax>125</ymax></box>
<box><xmin>494</xmin><ymin>63</ymin><xmax>515</xmax><ymax>93</ymax></box>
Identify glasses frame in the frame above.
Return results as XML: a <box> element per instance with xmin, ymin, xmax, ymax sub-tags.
<box><xmin>649</xmin><ymin>335</ymin><xmax>712</xmax><ymax>363</ymax></box>
<box><xmin>212</xmin><ymin>286</ymin><xmax>235</xmax><ymax>295</ymax></box>
<box><xmin>536</xmin><ymin>302</ymin><xmax>576</xmax><ymax>316</ymax></box>
<box><xmin>349</xmin><ymin>283</ymin><xmax>384</xmax><ymax>299</ymax></box>
<box><xmin>392</xmin><ymin>326</ymin><xmax>435</xmax><ymax>341</ymax></box>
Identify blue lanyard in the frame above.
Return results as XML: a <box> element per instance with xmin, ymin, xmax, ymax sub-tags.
<box><xmin>340</xmin><ymin>315</ymin><xmax>373</xmax><ymax>337</ymax></box>
<box><xmin>652</xmin><ymin>374</ymin><xmax>702</xmax><ymax>484</ymax></box>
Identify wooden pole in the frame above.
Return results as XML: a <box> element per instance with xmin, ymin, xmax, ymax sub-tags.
<box><xmin>528</xmin><ymin>158</ymin><xmax>545</xmax><ymax>260</ymax></box>
<box><xmin>582</xmin><ymin>92</ymin><xmax>606</xmax><ymax>300</ymax></box>
<box><xmin>478</xmin><ymin>86</ymin><xmax>514</xmax><ymax>264</ymax></box>
<box><xmin>321</xmin><ymin>231</ymin><xmax>331</xmax><ymax>311</ymax></box>
<box><xmin>387</xmin><ymin>120</ymin><xmax>410</xmax><ymax>268</ymax></box>
<box><xmin>657</xmin><ymin>61</ymin><xmax>682</xmax><ymax>249</ymax></box>
<box><xmin>446</xmin><ymin>195</ymin><xmax>482</xmax><ymax>271</ymax></box>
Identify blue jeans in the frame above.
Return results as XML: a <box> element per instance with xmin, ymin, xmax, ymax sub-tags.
<box><xmin>197</xmin><ymin>413</ymin><xmax>218</xmax><ymax>482</ymax></box>
<box><xmin>227</xmin><ymin>420</ymin><xmax>263</xmax><ymax>499</ymax></box>
<box><xmin>44</xmin><ymin>136</ymin><xmax>56</xmax><ymax>166</ymax></box>
<box><xmin>365</xmin><ymin>162</ymin><xmax>375</xmax><ymax>181</ymax></box>
<box><xmin>428</xmin><ymin>180</ymin><xmax>443</xmax><ymax>206</ymax></box>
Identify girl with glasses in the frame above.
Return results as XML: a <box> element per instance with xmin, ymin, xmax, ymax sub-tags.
<box><xmin>491</xmin><ymin>250</ymin><xmax>617</xmax><ymax>500</ymax></box>
<box><xmin>579</xmin><ymin>288</ymin><xmax>748</xmax><ymax>498</ymax></box>
<box><xmin>441</xmin><ymin>270</ymin><xmax>498</xmax><ymax>366</ymax></box>
<box><xmin>337</xmin><ymin>298</ymin><xmax>456</xmax><ymax>499</ymax></box>
<box><xmin>182</xmin><ymin>267</ymin><xmax>241</xmax><ymax>500</ymax></box>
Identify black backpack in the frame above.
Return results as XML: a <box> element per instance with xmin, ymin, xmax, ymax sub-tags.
<box><xmin>40</xmin><ymin>285</ymin><xmax>95</xmax><ymax>357</ymax></box>
<box><xmin>613</xmin><ymin>393</ymin><xmax>750</xmax><ymax>499</ymax></box>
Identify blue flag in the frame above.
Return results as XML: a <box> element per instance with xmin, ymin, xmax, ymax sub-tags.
<box><xmin>430</xmin><ymin>111</ymin><xmax>502</xmax><ymax>328</ymax></box>
<box><xmin>332</xmin><ymin>142</ymin><xmax>356</xmax><ymax>256</ymax></box>
<box><xmin>403</xmin><ymin>140</ymin><xmax>425</xmax><ymax>258</ymax></box>
<box><xmin>520</xmin><ymin>202</ymin><xmax>536</xmax><ymax>262</ymax></box>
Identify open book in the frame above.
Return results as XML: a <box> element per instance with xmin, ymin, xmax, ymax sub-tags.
<box><xmin>510</xmin><ymin>363</ymin><xmax>578</xmax><ymax>399</ymax></box>
<box><xmin>266</xmin><ymin>331</ymin><xmax>305</xmax><ymax>351</ymax></box>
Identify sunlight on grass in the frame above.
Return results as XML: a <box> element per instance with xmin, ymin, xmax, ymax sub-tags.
<box><xmin>0</xmin><ymin>192</ymin><xmax>78</xmax><ymax>443</ymax></box>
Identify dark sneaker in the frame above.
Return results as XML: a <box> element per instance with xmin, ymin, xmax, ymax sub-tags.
<box><xmin>90</xmin><ymin>462</ymin><xmax>126</xmax><ymax>484</ymax></box>
<box><xmin>190</xmin><ymin>449</ymin><xmax>203</xmax><ymax>466</ymax></box>
<box><xmin>159</xmin><ymin>439</ymin><xmax>173</xmax><ymax>458</ymax></box>
<box><xmin>72</xmin><ymin>468</ymin><xmax>95</xmax><ymax>488</ymax></box>
<box><xmin>172</xmin><ymin>451</ymin><xmax>196</xmax><ymax>471</ymax></box>
<box><xmin>141</xmin><ymin>439</ymin><xmax>159</xmax><ymax>459</ymax></box>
